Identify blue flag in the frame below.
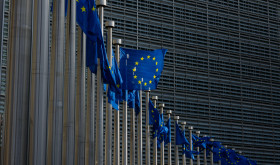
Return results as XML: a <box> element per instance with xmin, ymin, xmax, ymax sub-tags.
<box><xmin>193</xmin><ymin>135</ymin><xmax>211</xmax><ymax>151</ymax></box>
<box><xmin>76</xmin><ymin>0</ymin><xmax>103</xmax><ymax>73</ymax></box>
<box><xmin>156</xmin><ymin>114</ymin><xmax>168</xmax><ymax>148</ymax></box>
<box><xmin>119</xmin><ymin>48</ymin><xmax>167</xmax><ymax>90</ymax></box>
<box><xmin>149</xmin><ymin>99</ymin><xmax>160</xmax><ymax>126</ymax></box>
<box><xmin>175</xmin><ymin>123</ymin><xmax>189</xmax><ymax>145</ymax></box>
<box><xmin>164</xmin><ymin>118</ymin><xmax>171</xmax><ymax>145</ymax></box>
<box><xmin>107</xmin><ymin>51</ymin><xmax>123</xmax><ymax>110</ymax></box>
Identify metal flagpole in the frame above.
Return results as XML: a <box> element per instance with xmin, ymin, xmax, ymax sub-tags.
<box><xmin>210</xmin><ymin>138</ymin><xmax>214</xmax><ymax>165</ymax></box>
<box><xmin>152</xmin><ymin>96</ymin><xmax>158</xmax><ymax>165</ymax></box>
<box><xmin>137</xmin><ymin>90</ymin><xmax>143</xmax><ymax>165</ymax></box>
<box><xmin>105</xmin><ymin>20</ymin><xmax>115</xmax><ymax>165</ymax></box>
<box><xmin>29</xmin><ymin>0</ymin><xmax>49</xmax><ymax>164</ymax></box>
<box><xmin>122</xmin><ymin>89</ymin><xmax>128</xmax><ymax>165</ymax></box>
<box><xmin>113</xmin><ymin>39</ymin><xmax>122</xmax><ymax>165</ymax></box>
<box><xmin>159</xmin><ymin>103</ymin><xmax>165</xmax><ymax>165</ymax></box>
<box><xmin>188</xmin><ymin>126</ymin><xmax>193</xmax><ymax>165</ymax></box>
<box><xmin>181</xmin><ymin>122</ymin><xmax>186</xmax><ymax>165</ymax></box>
<box><xmin>130</xmin><ymin>108</ymin><xmax>136</xmax><ymax>165</ymax></box>
<box><xmin>145</xmin><ymin>90</ymin><xmax>151</xmax><ymax>165</ymax></box>
<box><xmin>96</xmin><ymin>1</ymin><xmax>106</xmax><ymax>164</ymax></box>
<box><xmin>196</xmin><ymin>131</ymin><xmax>200</xmax><ymax>165</ymax></box>
<box><xmin>3</xmin><ymin>0</ymin><xmax>32</xmax><ymax>164</ymax></box>
<box><xmin>52</xmin><ymin>0</ymin><xmax>65</xmax><ymax>164</ymax></box>
<box><xmin>167</xmin><ymin>110</ymin><xmax>172</xmax><ymax>165</ymax></box>
<box><xmin>174</xmin><ymin>116</ymin><xmax>180</xmax><ymax>165</ymax></box>
<box><xmin>203</xmin><ymin>135</ymin><xmax>207</xmax><ymax>165</ymax></box>
<box><xmin>78</xmin><ymin>31</ymin><xmax>86</xmax><ymax>165</ymax></box>
<box><xmin>66</xmin><ymin>0</ymin><xmax>76</xmax><ymax>164</ymax></box>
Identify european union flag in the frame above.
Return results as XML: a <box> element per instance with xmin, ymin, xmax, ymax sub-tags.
<box><xmin>175</xmin><ymin>123</ymin><xmax>189</xmax><ymax>145</ymax></box>
<box><xmin>107</xmin><ymin>51</ymin><xmax>123</xmax><ymax>110</ymax></box>
<box><xmin>193</xmin><ymin>135</ymin><xmax>211</xmax><ymax>151</ymax></box>
<box><xmin>119</xmin><ymin>48</ymin><xmax>167</xmax><ymax>90</ymax></box>
<box><xmin>164</xmin><ymin>118</ymin><xmax>171</xmax><ymax>145</ymax></box>
<box><xmin>149</xmin><ymin>99</ymin><xmax>160</xmax><ymax>126</ymax></box>
<box><xmin>76</xmin><ymin>0</ymin><xmax>103</xmax><ymax>73</ymax></box>
<box><xmin>156</xmin><ymin>114</ymin><xmax>168</xmax><ymax>148</ymax></box>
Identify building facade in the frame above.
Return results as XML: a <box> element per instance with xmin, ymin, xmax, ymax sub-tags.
<box><xmin>104</xmin><ymin>0</ymin><xmax>280</xmax><ymax>164</ymax></box>
<box><xmin>0</xmin><ymin>0</ymin><xmax>279</xmax><ymax>164</ymax></box>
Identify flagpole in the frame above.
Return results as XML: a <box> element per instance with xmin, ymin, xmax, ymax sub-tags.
<box><xmin>3</xmin><ymin>0</ymin><xmax>32</xmax><ymax>164</ymax></box>
<box><xmin>210</xmin><ymin>138</ymin><xmax>214</xmax><ymax>165</ymax></box>
<box><xmin>67</xmin><ymin>0</ymin><xmax>76</xmax><ymax>164</ymax></box>
<box><xmin>174</xmin><ymin>116</ymin><xmax>180</xmax><ymax>165</ymax></box>
<box><xmin>159</xmin><ymin>103</ymin><xmax>165</xmax><ymax>165</ymax></box>
<box><xmin>123</xmin><ymin>90</ymin><xmax>128</xmax><ymax>165</ymax></box>
<box><xmin>137</xmin><ymin>90</ymin><xmax>143</xmax><ymax>165</ymax></box>
<box><xmin>196</xmin><ymin>131</ymin><xmax>200</xmax><ymax>165</ymax></box>
<box><xmin>167</xmin><ymin>110</ymin><xmax>172</xmax><ymax>165</ymax></box>
<box><xmin>203</xmin><ymin>135</ymin><xmax>207</xmax><ymax>165</ymax></box>
<box><xmin>152</xmin><ymin>96</ymin><xmax>158</xmax><ymax>165</ymax></box>
<box><xmin>145</xmin><ymin>90</ymin><xmax>151</xmax><ymax>165</ymax></box>
<box><xmin>29</xmin><ymin>0</ymin><xmax>49</xmax><ymax>164</ymax></box>
<box><xmin>96</xmin><ymin>1</ymin><xmax>106</xmax><ymax>164</ymax></box>
<box><xmin>78</xmin><ymin>31</ymin><xmax>86</xmax><ymax>165</ymax></box>
<box><xmin>53</xmin><ymin>0</ymin><xmax>65</xmax><ymax>164</ymax></box>
<box><xmin>105</xmin><ymin>20</ymin><xmax>115</xmax><ymax>165</ymax></box>
<box><xmin>188</xmin><ymin>126</ymin><xmax>194</xmax><ymax>165</ymax></box>
<box><xmin>130</xmin><ymin>107</ymin><xmax>135</xmax><ymax>165</ymax></box>
<box><xmin>181</xmin><ymin>122</ymin><xmax>186</xmax><ymax>165</ymax></box>
<box><xmin>113</xmin><ymin>38</ymin><xmax>122</xmax><ymax>165</ymax></box>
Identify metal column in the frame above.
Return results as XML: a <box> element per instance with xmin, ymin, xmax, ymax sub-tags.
<box><xmin>95</xmin><ymin>1</ymin><xmax>106</xmax><ymax>164</ymax></box>
<box><xmin>105</xmin><ymin>20</ymin><xmax>115</xmax><ymax>165</ymax></box>
<box><xmin>3</xmin><ymin>0</ymin><xmax>33</xmax><ymax>164</ymax></box>
<box><xmin>174</xmin><ymin>116</ymin><xmax>179</xmax><ymax>165</ymax></box>
<box><xmin>159</xmin><ymin>103</ymin><xmax>165</xmax><ymax>165</ymax></box>
<box><xmin>145</xmin><ymin>90</ymin><xmax>151</xmax><ymax>165</ymax></box>
<box><xmin>113</xmin><ymin>38</ymin><xmax>122</xmax><ymax>165</ymax></box>
<box><xmin>203</xmin><ymin>135</ymin><xmax>207</xmax><ymax>165</ymax></box>
<box><xmin>181</xmin><ymin>122</ymin><xmax>187</xmax><ymax>165</ymax></box>
<box><xmin>188</xmin><ymin>126</ymin><xmax>193</xmax><ymax>165</ymax></box>
<box><xmin>210</xmin><ymin>138</ymin><xmax>214</xmax><ymax>165</ymax></box>
<box><xmin>152</xmin><ymin>96</ymin><xmax>158</xmax><ymax>165</ymax></box>
<box><xmin>196</xmin><ymin>131</ymin><xmax>200</xmax><ymax>165</ymax></box>
<box><xmin>167</xmin><ymin>110</ymin><xmax>172</xmax><ymax>165</ymax></box>
<box><xmin>130</xmin><ymin>107</ymin><xmax>135</xmax><ymax>165</ymax></box>
<box><xmin>137</xmin><ymin>90</ymin><xmax>143</xmax><ymax>165</ymax></box>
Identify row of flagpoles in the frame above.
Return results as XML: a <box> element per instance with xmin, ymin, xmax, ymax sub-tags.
<box><xmin>2</xmin><ymin>0</ymin><xmax>257</xmax><ymax>165</ymax></box>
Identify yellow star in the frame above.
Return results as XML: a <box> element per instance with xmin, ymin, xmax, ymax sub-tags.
<box><xmin>135</xmin><ymin>61</ymin><xmax>138</xmax><ymax>65</ymax></box>
<box><xmin>156</xmin><ymin>68</ymin><xmax>158</xmax><ymax>72</ymax></box>
<box><xmin>147</xmin><ymin>55</ymin><xmax>150</xmax><ymax>59</ymax></box>
<box><xmin>109</xmin><ymin>66</ymin><xmax>111</xmax><ymax>70</ymax></box>
<box><xmin>156</xmin><ymin>62</ymin><xmax>158</xmax><ymax>65</ymax></box>
<box><xmin>141</xmin><ymin>57</ymin><xmax>144</xmax><ymax>60</ymax></box>
<box><xmin>144</xmin><ymin>82</ymin><xmax>147</xmax><ymax>86</ymax></box>
<box><xmin>76</xmin><ymin>0</ymin><xmax>79</xmax><ymax>2</ymax></box>
<box><xmin>92</xmin><ymin>6</ymin><xmax>96</xmax><ymax>11</ymax></box>
<box><xmin>149</xmin><ymin>80</ymin><xmax>152</xmax><ymax>84</ymax></box>
<box><xmin>117</xmin><ymin>84</ymin><xmax>120</xmax><ymax>88</ymax></box>
<box><xmin>112</xmin><ymin>71</ymin><xmax>113</xmax><ymax>74</ymax></box>
<box><xmin>152</xmin><ymin>110</ymin><xmax>154</xmax><ymax>113</ymax></box>
<box><xmin>134</xmin><ymin>75</ymin><xmax>137</xmax><ymax>79</ymax></box>
<box><xmin>153</xmin><ymin>57</ymin><xmax>155</xmax><ymax>60</ymax></box>
<box><xmin>154</xmin><ymin>106</ymin><xmax>156</xmax><ymax>108</ymax></box>
<box><xmin>153</xmin><ymin>75</ymin><xmax>156</xmax><ymax>79</ymax></box>
<box><xmin>138</xmin><ymin>80</ymin><xmax>141</xmax><ymax>84</ymax></box>
<box><xmin>81</xmin><ymin>6</ymin><xmax>86</xmax><ymax>12</ymax></box>
<box><xmin>132</xmin><ymin>68</ymin><xmax>136</xmax><ymax>72</ymax></box>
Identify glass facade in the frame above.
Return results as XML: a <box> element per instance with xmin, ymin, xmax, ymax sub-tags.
<box><xmin>105</xmin><ymin>0</ymin><xmax>280</xmax><ymax>164</ymax></box>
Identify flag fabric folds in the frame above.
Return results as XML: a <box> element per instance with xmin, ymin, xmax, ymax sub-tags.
<box><xmin>175</xmin><ymin>123</ymin><xmax>189</xmax><ymax>145</ymax></box>
<box><xmin>164</xmin><ymin>118</ymin><xmax>171</xmax><ymax>145</ymax></box>
<box><xmin>119</xmin><ymin>48</ymin><xmax>167</xmax><ymax>90</ymax></box>
<box><xmin>76</xmin><ymin>0</ymin><xmax>103</xmax><ymax>73</ymax></box>
<box><xmin>149</xmin><ymin>99</ymin><xmax>160</xmax><ymax>126</ymax></box>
